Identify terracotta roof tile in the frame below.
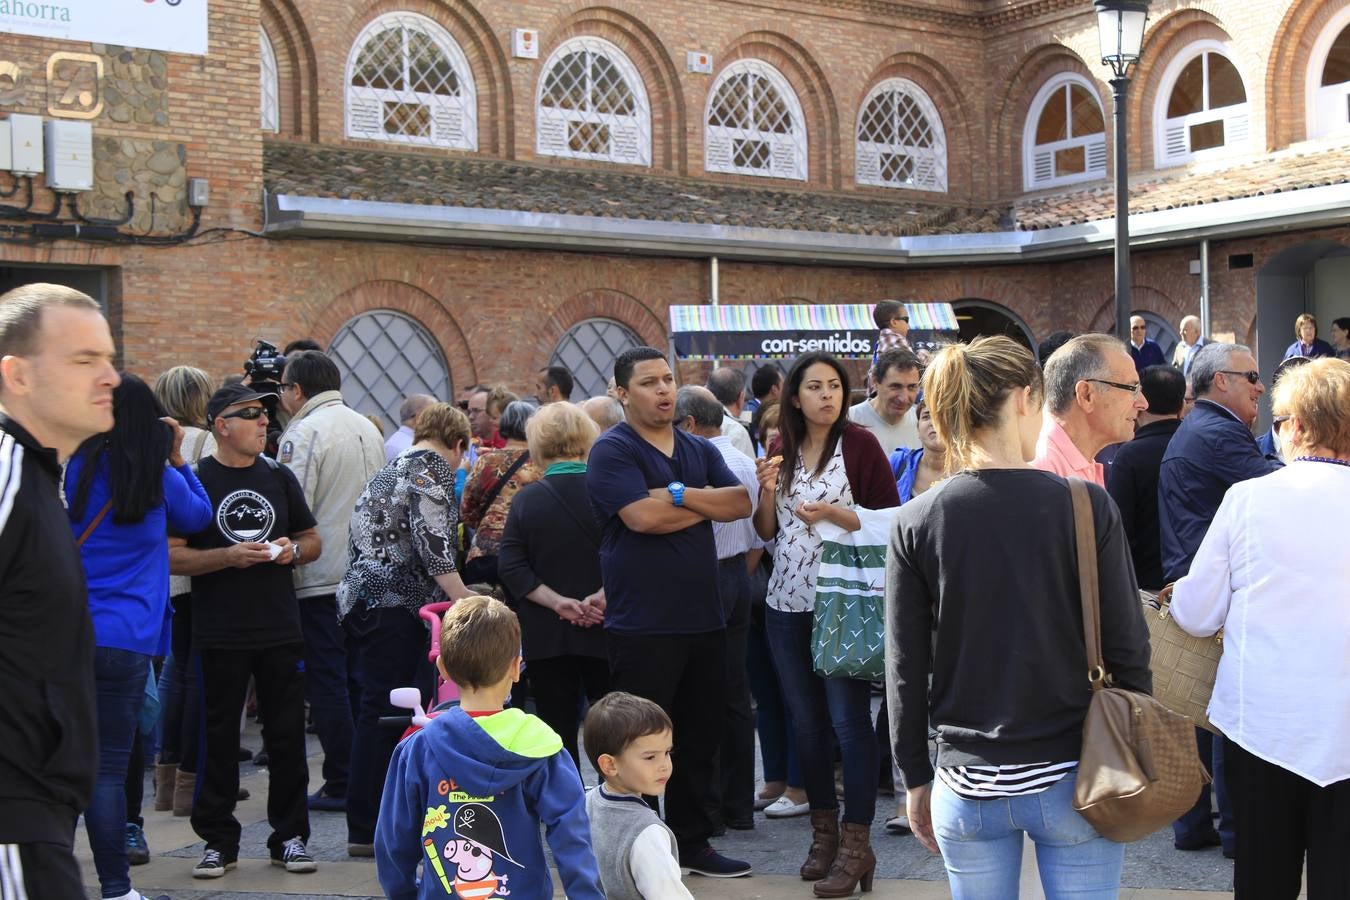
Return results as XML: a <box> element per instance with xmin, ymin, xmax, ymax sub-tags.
<box><xmin>263</xmin><ymin>141</ymin><xmax>1005</xmax><ymax>238</ymax></box>
<box><xmin>1015</xmin><ymin>144</ymin><xmax>1350</xmax><ymax>230</ymax></box>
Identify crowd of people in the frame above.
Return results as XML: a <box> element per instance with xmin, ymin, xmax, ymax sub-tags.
<box><xmin>0</xmin><ymin>281</ymin><xmax>1345</xmax><ymax>900</ymax></box>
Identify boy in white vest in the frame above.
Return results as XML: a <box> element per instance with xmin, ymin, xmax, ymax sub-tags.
<box><xmin>583</xmin><ymin>693</ymin><xmax>695</xmax><ymax>899</ymax></box>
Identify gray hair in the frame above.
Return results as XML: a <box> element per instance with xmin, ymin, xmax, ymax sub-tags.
<box><xmin>498</xmin><ymin>399</ymin><xmax>537</xmax><ymax>442</ymax></box>
<box><xmin>676</xmin><ymin>385</ymin><xmax>724</xmax><ymax>429</ymax></box>
<box><xmin>1043</xmin><ymin>334</ymin><xmax>1123</xmax><ymax>415</ymax></box>
<box><xmin>580</xmin><ymin>395</ymin><xmax>624</xmax><ymax>431</ymax></box>
<box><xmin>1190</xmin><ymin>342</ymin><xmax>1250</xmax><ymax>397</ymax></box>
<box><xmin>398</xmin><ymin>393</ymin><xmax>436</xmax><ymax>424</ymax></box>
<box><xmin>706</xmin><ymin>367</ymin><xmax>746</xmax><ymax>407</ymax></box>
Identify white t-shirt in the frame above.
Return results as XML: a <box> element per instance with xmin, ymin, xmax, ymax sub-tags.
<box><xmin>848</xmin><ymin>400</ymin><xmax>920</xmax><ymax>454</ymax></box>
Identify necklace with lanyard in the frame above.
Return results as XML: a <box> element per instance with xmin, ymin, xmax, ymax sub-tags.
<box><xmin>1294</xmin><ymin>456</ymin><xmax>1350</xmax><ymax>468</ymax></box>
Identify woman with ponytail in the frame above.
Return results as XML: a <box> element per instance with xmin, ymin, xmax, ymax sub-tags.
<box><xmin>753</xmin><ymin>352</ymin><xmax>899</xmax><ymax>897</ymax></box>
<box><xmin>883</xmin><ymin>336</ymin><xmax>1151</xmax><ymax>898</ymax></box>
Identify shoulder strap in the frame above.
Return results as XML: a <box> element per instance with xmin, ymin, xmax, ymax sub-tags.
<box><xmin>1068</xmin><ymin>478</ymin><xmax>1107</xmax><ymax>690</ymax></box>
<box><xmin>77</xmin><ymin>499</ymin><xmax>114</xmax><ymax>547</ymax></box>
<box><xmin>479</xmin><ymin>451</ymin><xmax>531</xmax><ymax>515</ymax></box>
<box><xmin>186</xmin><ymin>429</ymin><xmax>209</xmax><ymax>464</ymax></box>
<box><xmin>536</xmin><ymin>477</ymin><xmax>600</xmax><ymax>550</ymax></box>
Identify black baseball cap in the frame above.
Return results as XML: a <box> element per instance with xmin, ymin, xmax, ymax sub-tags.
<box><xmin>207</xmin><ymin>383</ymin><xmax>277</xmax><ymax>423</ymax></box>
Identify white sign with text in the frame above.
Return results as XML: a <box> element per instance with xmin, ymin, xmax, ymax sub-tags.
<box><xmin>0</xmin><ymin>0</ymin><xmax>208</xmax><ymax>56</ymax></box>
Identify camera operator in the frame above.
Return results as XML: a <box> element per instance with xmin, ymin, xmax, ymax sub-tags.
<box><xmin>243</xmin><ymin>340</ymin><xmax>287</xmax><ymax>457</ymax></box>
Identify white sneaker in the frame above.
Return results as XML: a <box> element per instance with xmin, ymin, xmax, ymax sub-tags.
<box><xmin>763</xmin><ymin>795</ymin><xmax>810</xmax><ymax>818</ymax></box>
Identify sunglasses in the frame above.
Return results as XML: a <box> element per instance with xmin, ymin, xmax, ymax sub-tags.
<box><xmin>1218</xmin><ymin>369</ymin><xmax>1261</xmax><ymax>385</ymax></box>
<box><xmin>456</xmin><ymin>400</ymin><xmax>470</xmax><ymax>411</ymax></box>
<box><xmin>1273</xmin><ymin>414</ymin><xmax>1291</xmax><ymax>430</ymax></box>
<box><xmin>897</xmin><ymin>316</ymin><xmax>910</xmax><ymax>323</ymax></box>
<box><xmin>221</xmin><ymin>405</ymin><xmax>266</xmax><ymax>421</ymax></box>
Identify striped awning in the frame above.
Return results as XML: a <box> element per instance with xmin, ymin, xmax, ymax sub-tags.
<box><xmin>668</xmin><ymin>302</ymin><xmax>958</xmax><ymax>333</ymax></box>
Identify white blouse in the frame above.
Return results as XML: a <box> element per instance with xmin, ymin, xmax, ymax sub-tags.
<box><xmin>766</xmin><ymin>441</ymin><xmax>853</xmax><ymax>613</ymax></box>
<box><xmin>1171</xmin><ymin>460</ymin><xmax>1350</xmax><ymax>787</ymax></box>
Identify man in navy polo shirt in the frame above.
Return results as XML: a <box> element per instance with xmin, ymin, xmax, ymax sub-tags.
<box><xmin>587</xmin><ymin>347</ymin><xmax>753</xmax><ymax>878</ymax></box>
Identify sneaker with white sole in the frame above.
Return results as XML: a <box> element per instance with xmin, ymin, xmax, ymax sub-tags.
<box><xmin>679</xmin><ymin>846</ymin><xmax>752</xmax><ymax>878</ymax></box>
<box><xmin>192</xmin><ymin>848</ymin><xmax>236</xmax><ymax>879</ymax></box>
<box><xmin>273</xmin><ymin>836</ymin><xmax>318</xmax><ymax>873</ymax></box>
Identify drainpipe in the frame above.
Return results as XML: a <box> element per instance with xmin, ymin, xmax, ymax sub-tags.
<box><xmin>1199</xmin><ymin>239</ymin><xmax>1211</xmax><ymax>338</ymax></box>
<box><xmin>710</xmin><ymin>256</ymin><xmax>720</xmax><ymax>370</ymax></box>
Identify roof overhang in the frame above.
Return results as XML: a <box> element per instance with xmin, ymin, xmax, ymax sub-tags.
<box><xmin>265</xmin><ymin>180</ymin><xmax>1350</xmax><ymax>267</ymax></box>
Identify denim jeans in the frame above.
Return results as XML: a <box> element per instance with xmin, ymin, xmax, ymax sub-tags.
<box><xmin>85</xmin><ymin>646</ymin><xmax>151</xmax><ymax>898</ymax></box>
<box><xmin>746</xmin><ymin>614</ymin><xmax>801</xmax><ymax>785</ymax></box>
<box><xmin>1172</xmin><ymin>726</ymin><xmax>1234</xmax><ymax>853</ymax></box>
<box><xmin>764</xmin><ymin>607</ymin><xmax>877</xmax><ymax>825</ymax></box>
<box><xmin>931</xmin><ymin>770</ymin><xmax>1124</xmax><ymax>899</ymax></box>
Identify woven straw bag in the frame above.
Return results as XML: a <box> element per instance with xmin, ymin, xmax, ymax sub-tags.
<box><xmin>1140</xmin><ymin>586</ymin><xmax>1222</xmax><ymax>734</ymax></box>
<box><xmin>1067</xmin><ymin>480</ymin><xmax>1209</xmax><ymax>843</ymax></box>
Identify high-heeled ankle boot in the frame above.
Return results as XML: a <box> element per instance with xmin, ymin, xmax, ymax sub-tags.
<box><xmin>812</xmin><ymin>821</ymin><xmax>876</xmax><ymax>897</ymax></box>
<box><xmin>153</xmin><ymin>763</ymin><xmax>177</xmax><ymax>811</ymax></box>
<box><xmin>799</xmin><ymin>809</ymin><xmax>839</xmax><ymax>881</ymax></box>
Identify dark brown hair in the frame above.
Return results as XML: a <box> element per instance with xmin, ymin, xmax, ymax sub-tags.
<box><xmin>583</xmin><ymin>691</ymin><xmax>672</xmax><ymax>775</ymax></box>
<box><xmin>778</xmin><ymin>353</ymin><xmax>851</xmax><ymax>494</ymax></box>
<box><xmin>438</xmin><ymin>596</ymin><xmax>521</xmax><ymax>689</ymax></box>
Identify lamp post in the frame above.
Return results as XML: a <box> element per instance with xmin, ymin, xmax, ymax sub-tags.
<box><xmin>1094</xmin><ymin>0</ymin><xmax>1150</xmax><ymax>342</ymax></box>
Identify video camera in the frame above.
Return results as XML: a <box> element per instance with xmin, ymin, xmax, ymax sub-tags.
<box><xmin>243</xmin><ymin>339</ymin><xmax>286</xmax><ymax>457</ymax></box>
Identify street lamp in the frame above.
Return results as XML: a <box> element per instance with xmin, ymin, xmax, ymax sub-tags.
<box><xmin>1094</xmin><ymin>0</ymin><xmax>1150</xmax><ymax>342</ymax></box>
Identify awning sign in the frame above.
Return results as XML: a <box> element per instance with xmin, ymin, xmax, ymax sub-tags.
<box><xmin>669</xmin><ymin>302</ymin><xmax>959</xmax><ymax>360</ymax></box>
<box><xmin>0</xmin><ymin>1</ymin><xmax>209</xmax><ymax>56</ymax></box>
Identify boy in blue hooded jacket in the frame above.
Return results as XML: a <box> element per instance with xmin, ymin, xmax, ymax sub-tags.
<box><xmin>376</xmin><ymin>596</ymin><xmax>604</xmax><ymax>900</ymax></box>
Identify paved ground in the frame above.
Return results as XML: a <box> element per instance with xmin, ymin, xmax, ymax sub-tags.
<box><xmin>79</xmin><ymin>720</ymin><xmax>1254</xmax><ymax>899</ymax></box>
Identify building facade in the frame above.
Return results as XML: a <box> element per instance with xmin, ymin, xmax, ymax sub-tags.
<box><xmin>1</xmin><ymin>0</ymin><xmax>1348</xmax><ymax>422</ymax></box>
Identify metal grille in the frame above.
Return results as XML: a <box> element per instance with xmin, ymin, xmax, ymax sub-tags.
<box><xmin>856</xmin><ymin>79</ymin><xmax>946</xmax><ymax>192</ymax></box>
<box><xmin>260</xmin><ymin>29</ymin><xmax>279</xmax><ymax>133</ymax></box>
<box><xmin>705</xmin><ymin>60</ymin><xmax>806</xmax><ymax>180</ymax></box>
<box><xmin>1025</xmin><ymin>75</ymin><xmax>1106</xmax><ymax>190</ymax></box>
<box><xmin>537</xmin><ymin>37</ymin><xmax>651</xmax><ymax>166</ymax></box>
<box><xmin>550</xmin><ymin>317</ymin><xmax>643</xmax><ymax>400</ymax></box>
<box><xmin>327</xmin><ymin>310</ymin><xmax>453</xmax><ymax>432</ymax></box>
<box><xmin>346</xmin><ymin>12</ymin><xmax>477</xmax><ymax>150</ymax></box>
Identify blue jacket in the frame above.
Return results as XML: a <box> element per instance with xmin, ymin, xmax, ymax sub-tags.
<box><xmin>1129</xmin><ymin>339</ymin><xmax>1166</xmax><ymax>373</ymax></box>
<box><xmin>1283</xmin><ymin>338</ymin><xmax>1336</xmax><ymax>360</ymax></box>
<box><xmin>376</xmin><ymin>706</ymin><xmax>604</xmax><ymax>900</ymax></box>
<box><xmin>64</xmin><ymin>455</ymin><xmax>211</xmax><ymax>656</ymax></box>
<box><xmin>889</xmin><ymin>447</ymin><xmax>925</xmax><ymax>504</ymax></box>
<box><xmin>1158</xmin><ymin>400</ymin><xmax>1278</xmax><ymax>584</ymax></box>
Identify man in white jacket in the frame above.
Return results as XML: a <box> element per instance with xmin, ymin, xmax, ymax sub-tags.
<box><xmin>278</xmin><ymin>350</ymin><xmax>385</xmax><ymax>811</ymax></box>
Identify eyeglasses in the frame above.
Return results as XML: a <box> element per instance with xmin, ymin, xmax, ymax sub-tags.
<box><xmin>897</xmin><ymin>316</ymin><xmax>909</xmax><ymax>323</ymax></box>
<box><xmin>1086</xmin><ymin>378</ymin><xmax>1142</xmax><ymax>396</ymax></box>
<box><xmin>278</xmin><ymin>381</ymin><xmax>295</xmax><ymax>392</ymax></box>
<box><xmin>221</xmin><ymin>406</ymin><xmax>266</xmax><ymax>421</ymax></box>
<box><xmin>1218</xmin><ymin>370</ymin><xmax>1261</xmax><ymax>385</ymax></box>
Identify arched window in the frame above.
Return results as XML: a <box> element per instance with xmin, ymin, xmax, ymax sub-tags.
<box><xmin>550</xmin><ymin>317</ymin><xmax>643</xmax><ymax>399</ymax></box>
<box><xmin>1307</xmin><ymin>9</ymin><xmax>1350</xmax><ymax>138</ymax></box>
<box><xmin>327</xmin><ymin>310</ymin><xmax>453</xmax><ymax>431</ymax></box>
<box><xmin>856</xmin><ymin>78</ymin><xmax>947</xmax><ymax>192</ymax></box>
<box><xmin>705</xmin><ymin>60</ymin><xmax>807</xmax><ymax>181</ymax></box>
<box><xmin>1023</xmin><ymin>73</ymin><xmax>1106</xmax><ymax>190</ymax></box>
<box><xmin>260</xmin><ymin>29</ymin><xmax>280</xmax><ymax>133</ymax></box>
<box><xmin>537</xmin><ymin>37</ymin><xmax>651</xmax><ymax>166</ymax></box>
<box><xmin>1154</xmin><ymin>41</ymin><xmax>1250</xmax><ymax>166</ymax></box>
<box><xmin>345</xmin><ymin>12</ymin><xmax>477</xmax><ymax>150</ymax></box>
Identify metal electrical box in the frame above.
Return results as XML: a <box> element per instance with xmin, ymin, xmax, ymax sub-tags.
<box><xmin>0</xmin><ymin>120</ymin><xmax>11</xmax><ymax>171</ymax></box>
<box><xmin>45</xmin><ymin>120</ymin><xmax>93</xmax><ymax>192</ymax></box>
<box><xmin>10</xmin><ymin>114</ymin><xmax>42</xmax><ymax>175</ymax></box>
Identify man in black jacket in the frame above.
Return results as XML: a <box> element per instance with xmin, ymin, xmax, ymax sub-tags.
<box><xmin>1105</xmin><ymin>365</ymin><xmax>1186</xmax><ymax>591</ymax></box>
<box><xmin>0</xmin><ymin>283</ymin><xmax>119</xmax><ymax>896</ymax></box>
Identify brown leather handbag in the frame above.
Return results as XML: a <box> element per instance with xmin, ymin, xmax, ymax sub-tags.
<box><xmin>1067</xmin><ymin>479</ymin><xmax>1210</xmax><ymax>843</ymax></box>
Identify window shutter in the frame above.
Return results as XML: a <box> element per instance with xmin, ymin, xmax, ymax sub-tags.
<box><xmin>769</xmin><ymin>135</ymin><xmax>800</xmax><ymax>179</ymax></box>
<box><xmin>1087</xmin><ymin>139</ymin><xmax>1107</xmax><ymax>176</ymax></box>
<box><xmin>348</xmin><ymin>93</ymin><xmax>382</xmax><ymax>137</ymax></box>
<box><xmin>856</xmin><ymin>143</ymin><xmax>880</xmax><ymax>183</ymax></box>
<box><xmin>610</xmin><ymin>122</ymin><xmax>642</xmax><ymax>163</ymax></box>
<box><xmin>1164</xmin><ymin>120</ymin><xmax>1188</xmax><ymax>159</ymax></box>
<box><xmin>432</xmin><ymin>104</ymin><xmax>464</xmax><ymax>144</ymax></box>
<box><xmin>537</xmin><ymin>115</ymin><xmax>567</xmax><ymax>155</ymax></box>
<box><xmin>706</xmin><ymin>131</ymin><xmax>733</xmax><ymax>171</ymax></box>
<box><xmin>1032</xmin><ymin>147</ymin><xmax>1054</xmax><ymax>185</ymax></box>
<box><xmin>1224</xmin><ymin>111</ymin><xmax>1250</xmax><ymax>146</ymax></box>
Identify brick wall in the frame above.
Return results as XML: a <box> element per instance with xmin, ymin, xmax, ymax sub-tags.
<box><xmin>0</xmin><ymin>0</ymin><xmax>1348</xmax><ymax>401</ymax></box>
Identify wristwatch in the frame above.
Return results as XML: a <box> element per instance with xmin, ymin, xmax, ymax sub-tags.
<box><xmin>667</xmin><ymin>481</ymin><xmax>686</xmax><ymax>507</ymax></box>
<box><xmin>292</xmin><ymin>540</ymin><xmax>303</xmax><ymax>565</ymax></box>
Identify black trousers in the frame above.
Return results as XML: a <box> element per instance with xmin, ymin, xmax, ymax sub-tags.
<box><xmin>299</xmin><ymin>593</ymin><xmax>358</xmax><ymax>796</ymax></box>
<box><xmin>709</xmin><ymin>555</ymin><xmax>755</xmax><ymax>823</ymax></box>
<box><xmin>192</xmin><ymin>643</ymin><xmax>309</xmax><ymax>858</ymax></box>
<box><xmin>607</xmin><ymin>627</ymin><xmax>727</xmax><ymax>858</ymax></box>
<box><xmin>0</xmin><ymin>838</ymin><xmax>83</xmax><ymax>900</ymax></box>
<box><xmin>1226</xmin><ymin>737</ymin><xmax>1350</xmax><ymax>899</ymax></box>
<box><xmin>526</xmin><ymin>654</ymin><xmax>610</xmax><ymax>772</ymax></box>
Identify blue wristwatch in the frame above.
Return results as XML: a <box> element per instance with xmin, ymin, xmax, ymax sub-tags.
<box><xmin>667</xmin><ymin>481</ymin><xmax>686</xmax><ymax>507</ymax></box>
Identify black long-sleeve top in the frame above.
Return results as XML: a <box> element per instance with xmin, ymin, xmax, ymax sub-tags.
<box><xmin>497</xmin><ymin>472</ymin><xmax>607</xmax><ymax>662</ymax></box>
<box><xmin>884</xmin><ymin>469</ymin><xmax>1152</xmax><ymax>789</ymax></box>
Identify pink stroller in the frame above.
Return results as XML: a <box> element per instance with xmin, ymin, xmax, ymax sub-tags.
<box><xmin>418</xmin><ymin>601</ymin><xmax>461</xmax><ymax>706</ymax></box>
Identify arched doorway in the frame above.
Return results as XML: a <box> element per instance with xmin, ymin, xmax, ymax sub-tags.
<box><xmin>1255</xmin><ymin>239</ymin><xmax>1350</xmax><ymax>425</ymax></box>
<box><xmin>952</xmin><ymin>299</ymin><xmax>1035</xmax><ymax>349</ymax></box>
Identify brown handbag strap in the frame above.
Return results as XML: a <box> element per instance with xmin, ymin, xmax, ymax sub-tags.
<box><xmin>77</xmin><ymin>499</ymin><xmax>114</xmax><ymax>547</ymax></box>
<box><xmin>1068</xmin><ymin>478</ymin><xmax>1107</xmax><ymax>690</ymax></box>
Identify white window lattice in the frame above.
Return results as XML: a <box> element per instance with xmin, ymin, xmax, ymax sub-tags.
<box><xmin>345</xmin><ymin>12</ymin><xmax>477</xmax><ymax>150</ymax></box>
<box><xmin>705</xmin><ymin>60</ymin><xmax>807</xmax><ymax>181</ymax></box>
<box><xmin>1154</xmin><ymin>42</ymin><xmax>1250</xmax><ymax>166</ymax></box>
<box><xmin>1307</xmin><ymin>9</ymin><xmax>1350</xmax><ymax>139</ymax></box>
<box><xmin>550</xmin><ymin>317</ymin><xmax>643</xmax><ymax>400</ymax></box>
<box><xmin>327</xmin><ymin>310</ymin><xmax>453</xmax><ymax>432</ymax></box>
<box><xmin>1023</xmin><ymin>74</ymin><xmax>1106</xmax><ymax>191</ymax></box>
<box><xmin>537</xmin><ymin>37</ymin><xmax>651</xmax><ymax>166</ymax></box>
<box><xmin>261</xmin><ymin>29</ymin><xmax>279</xmax><ymax>133</ymax></box>
<box><xmin>856</xmin><ymin>78</ymin><xmax>947</xmax><ymax>192</ymax></box>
